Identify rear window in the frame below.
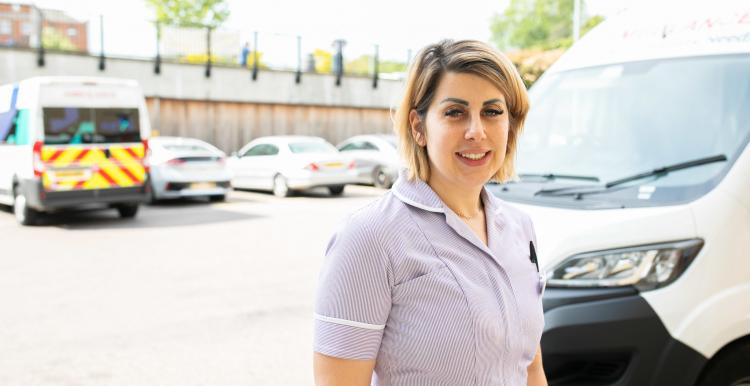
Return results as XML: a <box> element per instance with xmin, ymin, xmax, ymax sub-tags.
<box><xmin>288</xmin><ymin>141</ymin><xmax>336</xmax><ymax>154</ymax></box>
<box><xmin>43</xmin><ymin>107</ymin><xmax>141</xmax><ymax>145</ymax></box>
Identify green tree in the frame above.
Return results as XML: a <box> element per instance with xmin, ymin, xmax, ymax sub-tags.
<box><xmin>490</xmin><ymin>0</ymin><xmax>603</xmax><ymax>50</ymax></box>
<box><xmin>145</xmin><ymin>0</ymin><xmax>229</xmax><ymax>29</ymax></box>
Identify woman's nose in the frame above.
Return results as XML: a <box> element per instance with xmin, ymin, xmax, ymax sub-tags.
<box><xmin>465</xmin><ymin>115</ymin><xmax>487</xmax><ymax>141</ymax></box>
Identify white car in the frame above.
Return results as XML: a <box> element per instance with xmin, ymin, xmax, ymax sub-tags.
<box><xmin>337</xmin><ymin>134</ymin><xmax>401</xmax><ymax>189</ymax></box>
<box><xmin>147</xmin><ymin>136</ymin><xmax>231</xmax><ymax>202</ymax></box>
<box><xmin>229</xmin><ymin>136</ymin><xmax>359</xmax><ymax>197</ymax></box>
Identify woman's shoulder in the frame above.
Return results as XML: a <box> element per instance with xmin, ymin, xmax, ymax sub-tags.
<box><xmin>338</xmin><ymin>191</ymin><xmax>408</xmax><ymax>238</ymax></box>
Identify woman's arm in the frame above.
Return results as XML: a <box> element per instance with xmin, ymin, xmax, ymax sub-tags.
<box><xmin>314</xmin><ymin>352</ymin><xmax>375</xmax><ymax>386</ymax></box>
<box><xmin>527</xmin><ymin>345</ymin><xmax>548</xmax><ymax>386</ymax></box>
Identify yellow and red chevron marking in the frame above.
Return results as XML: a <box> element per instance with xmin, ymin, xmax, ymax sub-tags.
<box><xmin>41</xmin><ymin>144</ymin><xmax>146</xmax><ymax>191</ymax></box>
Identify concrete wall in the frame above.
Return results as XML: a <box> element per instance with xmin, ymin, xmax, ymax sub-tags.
<box><xmin>0</xmin><ymin>48</ymin><xmax>404</xmax><ymax>151</ymax></box>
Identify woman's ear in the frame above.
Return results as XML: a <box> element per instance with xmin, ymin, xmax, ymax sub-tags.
<box><xmin>409</xmin><ymin>109</ymin><xmax>427</xmax><ymax>147</ymax></box>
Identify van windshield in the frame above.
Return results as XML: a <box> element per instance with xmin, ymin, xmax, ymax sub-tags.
<box><xmin>43</xmin><ymin>107</ymin><xmax>141</xmax><ymax>145</ymax></box>
<box><xmin>517</xmin><ymin>54</ymin><xmax>750</xmax><ymax>192</ymax></box>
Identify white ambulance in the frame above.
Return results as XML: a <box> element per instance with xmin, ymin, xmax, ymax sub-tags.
<box><xmin>0</xmin><ymin>77</ymin><xmax>151</xmax><ymax>225</ymax></box>
<box><xmin>489</xmin><ymin>1</ymin><xmax>750</xmax><ymax>385</ymax></box>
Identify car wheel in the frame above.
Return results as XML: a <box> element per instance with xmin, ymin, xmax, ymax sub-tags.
<box><xmin>328</xmin><ymin>185</ymin><xmax>345</xmax><ymax>196</ymax></box>
<box><xmin>116</xmin><ymin>204</ymin><xmax>139</xmax><ymax>219</ymax></box>
<box><xmin>273</xmin><ymin>174</ymin><xmax>290</xmax><ymax>198</ymax></box>
<box><xmin>13</xmin><ymin>188</ymin><xmax>39</xmax><ymax>226</ymax></box>
<box><xmin>697</xmin><ymin>343</ymin><xmax>750</xmax><ymax>386</ymax></box>
<box><xmin>209</xmin><ymin>194</ymin><xmax>226</xmax><ymax>202</ymax></box>
<box><xmin>373</xmin><ymin>166</ymin><xmax>392</xmax><ymax>189</ymax></box>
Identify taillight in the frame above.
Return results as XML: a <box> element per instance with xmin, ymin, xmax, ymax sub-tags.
<box><xmin>167</xmin><ymin>158</ymin><xmax>185</xmax><ymax>166</ymax></box>
<box><xmin>305</xmin><ymin>163</ymin><xmax>320</xmax><ymax>172</ymax></box>
<box><xmin>142</xmin><ymin>139</ymin><xmax>150</xmax><ymax>173</ymax></box>
<box><xmin>32</xmin><ymin>140</ymin><xmax>44</xmax><ymax>177</ymax></box>
<box><xmin>348</xmin><ymin>160</ymin><xmax>356</xmax><ymax>169</ymax></box>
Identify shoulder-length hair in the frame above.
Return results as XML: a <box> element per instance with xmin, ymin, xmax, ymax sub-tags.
<box><xmin>394</xmin><ymin>39</ymin><xmax>529</xmax><ymax>182</ymax></box>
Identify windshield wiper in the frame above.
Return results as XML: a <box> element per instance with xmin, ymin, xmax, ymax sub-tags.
<box><xmin>535</xmin><ymin>154</ymin><xmax>728</xmax><ymax>198</ymax></box>
<box><xmin>518</xmin><ymin>173</ymin><xmax>600</xmax><ymax>182</ymax></box>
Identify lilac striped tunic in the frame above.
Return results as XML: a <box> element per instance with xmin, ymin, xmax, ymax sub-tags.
<box><xmin>314</xmin><ymin>170</ymin><xmax>545</xmax><ymax>386</ymax></box>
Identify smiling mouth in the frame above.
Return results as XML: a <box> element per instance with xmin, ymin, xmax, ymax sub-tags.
<box><xmin>457</xmin><ymin>151</ymin><xmax>490</xmax><ymax>160</ymax></box>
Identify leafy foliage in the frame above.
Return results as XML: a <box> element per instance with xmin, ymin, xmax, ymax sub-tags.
<box><xmin>145</xmin><ymin>0</ymin><xmax>229</xmax><ymax>29</ymax></box>
<box><xmin>490</xmin><ymin>0</ymin><xmax>603</xmax><ymax>50</ymax></box>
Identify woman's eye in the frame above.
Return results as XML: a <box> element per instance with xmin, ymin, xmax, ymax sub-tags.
<box><xmin>445</xmin><ymin>109</ymin><xmax>463</xmax><ymax>117</ymax></box>
<box><xmin>484</xmin><ymin>109</ymin><xmax>504</xmax><ymax>117</ymax></box>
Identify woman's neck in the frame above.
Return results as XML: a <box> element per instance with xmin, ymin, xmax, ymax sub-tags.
<box><xmin>427</xmin><ymin>173</ymin><xmax>484</xmax><ymax>219</ymax></box>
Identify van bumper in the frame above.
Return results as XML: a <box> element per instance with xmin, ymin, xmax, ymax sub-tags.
<box><xmin>541</xmin><ymin>287</ymin><xmax>707</xmax><ymax>386</ymax></box>
<box><xmin>19</xmin><ymin>179</ymin><xmax>147</xmax><ymax>211</ymax></box>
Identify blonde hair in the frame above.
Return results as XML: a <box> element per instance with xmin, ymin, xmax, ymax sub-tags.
<box><xmin>394</xmin><ymin>39</ymin><xmax>529</xmax><ymax>183</ymax></box>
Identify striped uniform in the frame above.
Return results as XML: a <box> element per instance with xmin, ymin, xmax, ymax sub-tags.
<box><xmin>314</xmin><ymin>170</ymin><xmax>545</xmax><ymax>386</ymax></box>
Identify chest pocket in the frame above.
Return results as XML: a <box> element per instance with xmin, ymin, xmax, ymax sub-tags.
<box><xmin>502</xmin><ymin>240</ymin><xmax>545</xmax><ymax>364</ymax></box>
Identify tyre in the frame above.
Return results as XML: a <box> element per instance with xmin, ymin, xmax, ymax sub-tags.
<box><xmin>273</xmin><ymin>174</ymin><xmax>290</xmax><ymax>197</ymax></box>
<box><xmin>116</xmin><ymin>204</ymin><xmax>139</xmax><ymax>218</ymax></box>
<box><xmin>328</xmin><ymin>185</ymin><xmax>345</xmax><ymax>196</ymax></box>
<box><xmin>373</xmin><ymin>166</ymin><xmax>392</xmax><ymax>189</ymax></box>
<box><xmin>209</xmin><ymin>194</ymin><xmax>226</xmax><ymax>202</ymax></box>
<box><xmin>697</xmin><ymin>343</ymin><xmax>750</xmax><ymax>386</ymax></box>
<box><xmin>13</xmin><ymin>188</ymin><xmax>40</xmax><ymax>226</ymax></box>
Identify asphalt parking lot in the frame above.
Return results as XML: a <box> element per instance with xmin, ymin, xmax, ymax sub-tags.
<box><xmin>0</xmin><ymin>185</ymin><xmax>386</xmax><ymax>386</ymax></box>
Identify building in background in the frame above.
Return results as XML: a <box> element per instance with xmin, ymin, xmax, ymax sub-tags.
<box><xmin>0</xmin><ymin>2</ymin><xmax>87</xmax><ymax>52</ymax></box>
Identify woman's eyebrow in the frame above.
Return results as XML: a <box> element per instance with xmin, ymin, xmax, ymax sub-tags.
<box><xmin>439</xmin><ymin>97</ymin><xmax>506</xmax><ymax>106</ymax></box>
<box><xmin>483</xmin><ymin>98</ymin><xmax>506</xmax><ymax>106</ymax></box>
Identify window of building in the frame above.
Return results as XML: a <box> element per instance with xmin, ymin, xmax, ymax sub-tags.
<box><xmin>21</xmin><ymin>22</ymin><xmax>32</xmax><ymax>36</ymax></box>
<box><xmin>67</xmin><ymin>27</ymin><xmax>77</xmax><ymax>37</ymax></box>
<box><xmin>0</xmin><ymin>21</ymin><xmax>11</xmax><ymax>35</ymax></box>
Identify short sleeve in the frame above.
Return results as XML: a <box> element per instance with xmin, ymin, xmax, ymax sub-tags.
<box><xmin>313</xmin><ymin>217</ymin><xmax>393</xmax><ymax>360</ymax></box>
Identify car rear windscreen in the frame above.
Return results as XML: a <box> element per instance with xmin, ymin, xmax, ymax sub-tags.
<box><xmin>288</xmin><ymin>141</ymin><xmax>336</xmax><ymax>154</ymax></box>
<box><xmin>43</xmin><ymin>107</ymin><xmax>141</xmax><ymax>144</ymax></box>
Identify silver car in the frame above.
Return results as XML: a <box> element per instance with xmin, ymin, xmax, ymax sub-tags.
<box><xmin>228</xmin><ymin>136</ymin><xmax>359</xmax><ymax>197</ymax></box>
<box><xmin>147</xmin><ymin>137</ymin><xmax>232</xmax><ymax>202</ymax></box>
<box><xmin>337</xmin><ymin>134</ymin><xmax>401</xmax><ymax>189</ymax></box>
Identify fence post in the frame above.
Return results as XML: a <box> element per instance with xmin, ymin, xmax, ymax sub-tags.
<box><xmin>252</xmin><ymin>31</ymin><xmax>258</xmax><ymax>81</ymax></box>
<box><xmin>205</xmin><ymin>26</ymin><xmax>212</xmax><ymax>78</ymax></box>
<box><xmin>333</xmin><ymin>39</ymin><xmax>344</xmax><ymax>87</ymax></box>
<box><xmin>154</xmin><ymin>21</ymin><xmax>161</xmax><ymax>74</ymax></box>
<box><xmin>295</xmin><ymin>35</ymin><xmax>302</xmax><ymax>84</ymax></box>
<box><xmin>372</xmin><ymin>44</ymin><xmax>379</xmax><ymax>89</ymax></box>
<box><xmin>98</xmin><ymin>14</ymin><xmax>105</xmax><ymax>71</ymax></box>
<box><xmin>34</xmin><ymin>5</ymin><xmax>44</xmax><ymax>67</ymax></box>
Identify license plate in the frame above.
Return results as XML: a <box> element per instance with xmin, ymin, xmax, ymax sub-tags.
<box><xmin>323</xmin><ymin>162</ymin><xmax>344</xmax><ymax>168</ymax></box>
<box><xmin>52</xmin><ymin>170</ymin><xmax>86</xmax><ymax>180</ymax></box>
<box><xmin>191</xmin><ymin>182</ymin><xmax>216</xmax><ymax>190</ymax></box>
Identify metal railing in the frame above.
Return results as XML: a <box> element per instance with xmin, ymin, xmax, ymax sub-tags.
<box><xmin>1</xmin><ymin>8</ymin><xmax>413</xmax><ymax>86</ymax></box>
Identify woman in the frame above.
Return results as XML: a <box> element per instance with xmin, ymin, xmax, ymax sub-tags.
<box><xmin>313</xmin><ymin>39</ymin><xmax>547</xmax><ymax>386</ymax></box>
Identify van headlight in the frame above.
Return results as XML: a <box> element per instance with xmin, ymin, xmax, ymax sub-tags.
<box><xmin>546</xmin><ymin>239</ymin><xmax>703</xmax><ymax>291</ymax></box>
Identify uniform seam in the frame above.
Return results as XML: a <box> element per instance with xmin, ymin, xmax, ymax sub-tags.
<box><xmin>400</xmin><ymin>199</ymin><xmax>479</xmax><ymax>386</ymax></box>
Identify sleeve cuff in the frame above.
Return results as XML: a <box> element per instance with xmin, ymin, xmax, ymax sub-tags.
<box><xmin>313</xmin><ymin>316</ymin><xmax>385</xmax><ymax>360</ymax></box>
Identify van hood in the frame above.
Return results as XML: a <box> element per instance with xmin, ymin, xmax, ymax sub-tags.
<box><xmin>505</xmin><ymin>201</ymin><xmax>698</xmax><ymax>272</ymax></box>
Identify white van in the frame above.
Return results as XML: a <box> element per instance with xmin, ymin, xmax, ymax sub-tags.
<box><xmin>488</xmin><ymin>2</ymin><xmax>750</xmax><ymax>385</ymax></box>
<box><xmin>0</xmin><ymin>77</ymin><xmax>151</xmax><ymax>225</ymax></box>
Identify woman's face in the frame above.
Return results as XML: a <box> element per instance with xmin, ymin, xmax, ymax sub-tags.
<box><xmin>412</xmin><ymin>72</ymin><xmax>510</xmax><ymax>189</ymax></box>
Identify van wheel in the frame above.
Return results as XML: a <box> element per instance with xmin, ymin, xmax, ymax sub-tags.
<box><xmin>697</xmin><ymin>343</ymin><xmax>750</xmax><ymax>386</ymax></box>
<box><xmin>116</xmin><ymin>204</ymin><xmax>139</xmax><ymax>219</ymax></box>
<box><xmin>13</xmin><ymin>190</ymin><xmax>40</xmax><ymax>226</ymax></box>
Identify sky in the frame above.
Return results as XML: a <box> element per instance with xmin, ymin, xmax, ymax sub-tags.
<box><xmin>27</xmin><ymin>0</ymin><xmax>629</xmax><ymax>66</ymax></box>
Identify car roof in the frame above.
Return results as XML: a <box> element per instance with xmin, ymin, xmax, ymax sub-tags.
<box><xmin>339</xmin><ymin>134</ymin><xmax>395</xmax><ymax>144</ymax></box>
<box><xmin>252</xmin><ymin>135</ymin><xmax>329</xmax><ymax>145</ymax></box>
